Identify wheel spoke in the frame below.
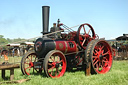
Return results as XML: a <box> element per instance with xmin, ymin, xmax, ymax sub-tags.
<box><xmin>102</xmin><ymin>60</ymin><xmax>104</xmax><ymax>67</ymax></box>
<box><xmin>103</xmin><ymin>59</ymin><xmax>109</xmax><ymax>64</ymax></box>
<box><xmin>98</xmin><ymin>45</ymin><xmax>101</xmax><ymax>50</ymax></box>
<box><xmin>48</xmin><ymin>68</ymin><xmax>55</xmax><ymax>76</ymax></box>
<box><xmin>102</xmin><ymin>59</ymin><xmax>109</xmax><ymax>67</ymax></box>
<box><xmin>27</xmin><ymin>57</ymin><xmax>31</xmax><ymax>62</ymax></box>
<box><xmin>102</xmin><ymin>51</ymin><xmax>109</xmax><ymax>56</ymax></box>
<box><xmin>101</xmin><ymin>46</ymin><xmax>104</xmax><ymax>50</ymax></box>
<box><xmin>48</xmin><ymin>66</ymin><xmax>55</xmax><ymax>71</ymax></box>
<box><xmin>57</xmin><ymin>68</ymin><xmax>59</xmax><ymax>74</ymax></box>
<box><xmin>93</xmin><ymin>51</ymin><xmax>98</xmax><ymax>56</ymax></box>
<box><xmin>100</xmin><ymin>62</ymin><xmax>104</xmax><ymax>71</ymax></box>
<box><xmin>92</xmin><ymin>56</ymin><xmax>98</xmax><ymax>58</ymax></box>
<box><xmin>104</xmin><ymin>61</ymin><xmax>109</xmax><ymax>67</ymax></box>
<box><xmin>55</xmin><ymin>68</ymin><xmax>58</xmax><ymax>76</ymax></box>
<box><xmin>82</xmin><ymin>38</ymin><xmax>86</xmax><ymax>46</ymax></box>
<box><xmin>57</xmin><ymin>56</ymin><xmax>60</xmax><ymax>62</ymax></box>
<box><xmin>103</xmin><ymin>57</ymin><xmax>109</xmax><ymax>62</ymax></box>
<box><xmin>48</xmin><ymin>63</ymin><xmax>53</xmax><ymax>66</ymax></box>
<box><xmin>50</xmin><ymin>57</ymin><xmax>55</xmax><ymax>62</ymax></box>
<box><xmin>33</xmin><ymin>68</ymin><xmax>37</xmax><ymax>73</ymax></box>
<box><xmin>102</xmin><ymin>50</ymin><xmax>104</xmax><ymax>55</ymax></box>
<box><xmin>24</xmin><ymin>62</ymin><xmax>29</xmax><ymax>64</ymax></box>
<box><xmin>83</xmin><ymin>25</ymin><xmax>86</xmax><ymax>33</ymax></box>
<box><xmin>93</xmin><ymin>57</ymin><xmax>98</xmax><ymax>63</ymax></box>
<box><xmin>25</xmin><ymin>59</ymin><xmax>29</xmax><ymax>62</ymax></box>
<box><xmin>93</xmin><ymin>59</ymin><xmax>99</xmax><ymax>66</ymax></box>
<box><xmin>51</xmin><ymin>68</ymin><xmax>53</xmax><ymax>75</ymax></box>
<box><xmin>25</xmin><ymin>66</ymin><xmax>31</xmax><ymax>70</ymax></box>
<box><xmin>28</xmin><ymin>68</ymin><xmax>31</xmax><ymax>74</ymax></box>
<box><xmin>99</xmin><ymin>62</ymin><xmax>101</xmax><ymax>67</ymax></box>
<box><xmin>95</xmin><ymin>50</ymin><xmax>99</xmax><ymax>55</ymax></box>
<box><xmin>57</xmin><ymin>69</ymin><xmax>61</xmax><ymax>74</ymax></box>
<box><xmin>105</xmin><ymin>62</ymin><xmax>109</xmax><ymax>66</ymax></box>
<box><xmin>96</xmin><ymin>63</ymin><xmax>99</xmax><ymax>71</ymax></box>
<box><xmin>87</xmin><ymin>28</ymin><xmax>91</xmax><ymax>35</ymax></box>
<box><xmin>58</xmin><ymin>60</ymin><xmax>63</xmax><ymax>63</ymax></box>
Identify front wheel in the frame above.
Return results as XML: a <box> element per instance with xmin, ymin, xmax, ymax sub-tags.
<box><xmin>43</xmin><ymin>50</ymin><xmax>67</xmax><ymax>78</ymax></box>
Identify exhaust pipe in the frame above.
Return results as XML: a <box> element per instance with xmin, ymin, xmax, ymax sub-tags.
<box><xmin>42</xmin><ymin>6</ymin><xmax>50</xmax><ymax>35</ymax></box>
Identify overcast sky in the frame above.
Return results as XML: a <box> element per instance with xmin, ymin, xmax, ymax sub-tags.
<box><xmin>0</xmin><ymin>0</ymin><xmax>128</xmax><ymax>40</ymax></box>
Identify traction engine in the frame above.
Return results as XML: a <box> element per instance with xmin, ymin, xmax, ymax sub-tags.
<box><xmin>21</xmin><ymin>6</ymin><xmax>113</xmax><ymax>78</ymax></box>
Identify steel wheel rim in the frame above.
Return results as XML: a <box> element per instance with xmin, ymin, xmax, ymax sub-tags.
<box><xmin>24</xmin><ymin>53</ymin><xmax>37</xmax><ymax>75</ymax></box>
<box><xmin>92</xmin><ymin>41</ymin><xmax>112</xmax><ymax>74</ymax></box>
<box><xmin>47</xmin><ymin>52</ymin><xmax>66</xmax><ymax>78</ymax></box>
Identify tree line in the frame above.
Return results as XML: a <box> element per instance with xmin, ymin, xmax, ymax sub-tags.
<box><xmin>0</xmin><ymin>35</ymin><xmax>26</xmax><ymax>47</ymax></box>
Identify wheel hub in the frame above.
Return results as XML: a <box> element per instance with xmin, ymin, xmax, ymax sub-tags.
<box><xmin>55</xmin><ymin>63</ymin><xmax>59</xmax><ymax>68</ymax></box>
<box><xmin>29</xmin><ymin>62</ymin><xmax>34</xmax><ymax>67</ymax></box>
<box><xmin>99</xmin><ymin>54</ymin><xmax>103</xmax><ymax>60</ymax></box>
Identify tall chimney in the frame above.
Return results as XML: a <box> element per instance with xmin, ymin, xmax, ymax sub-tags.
<box><xmin>42</xmin><ymin>6</ymin><xmax>50</xmax><ymax>35</ymax></box>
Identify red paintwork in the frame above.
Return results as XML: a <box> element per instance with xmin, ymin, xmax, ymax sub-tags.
<box><xmin>47</xmin><ymin>51</ymin><xmax>66</xmax><ymax>78</ymax></box>
<box><xmin>24</xmin><ymin>53</ymin><xmax>36</xmax><ymax>75</ymax></box>
<box><xmin>66</xmin><ymin>41</ymin><xmax>78</xmax><ymax>53</ymax></box>
<box><xmin>66</xmin><ymin>31</ymin><xmax>77</xmax><ymax>41</ymax></box>
<box><xmin>61</xmin><ymin>31</ymin><xmax>77</xmax><ymax>41</ymax></box>
<box><xmin>92</xmin><ymin>40</ymin><xmax>113</xmax><ymax>74</ymax></box>
<box><xmin>55</xmin><ymin>41</ymin><xmax>66</xmax><ymax>53</ymax></box>
<box><xmin>55</xmin><ymin>41</ymin><xmax>78</xmax><ymax>54</ymax></box>
<box><xmin>78</xmin><ymin>23</ymin><xmax>96</xmax><ymax>49</ymax></box>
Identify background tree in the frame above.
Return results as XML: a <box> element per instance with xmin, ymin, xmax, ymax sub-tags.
<box><xmin>0</xmin><ymin>35</ymin><xmax>8</xmax><ymax>45</ymax></box>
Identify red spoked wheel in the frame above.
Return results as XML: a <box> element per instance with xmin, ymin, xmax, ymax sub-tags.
<box><xmin>43</xmin><ymin>50</ymin><xmax>67</xmax><ymax>78</ymax></box>
<box><xmin>77</xmin><ymin>23</ymin><xmax>96</xmax><ymax>49</ymax></box>
<box><xmin>21</xmin><ymin>50</ymin><xmax>42</xmax><ymax>75</ymax></box>
<box><xmin>89</xmin><ymin>40</ymin><xmax>113</xmax><ymax>74</ymax></box>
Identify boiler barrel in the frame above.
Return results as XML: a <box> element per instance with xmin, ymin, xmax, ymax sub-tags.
<box><xmin>55</xmin><ymin>41</ymin><xmax>78</xmax><ymax>53</ymax></box>
<box><xmin>34</xmin><ymin>38</ymin><xmax>78</xmax><ymax>57</ymax></box>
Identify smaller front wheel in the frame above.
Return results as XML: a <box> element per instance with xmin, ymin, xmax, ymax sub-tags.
<box><xmin>43</xmin><ymin>50</ymin><xmax>67</xmax><ymax>78</ymax></box>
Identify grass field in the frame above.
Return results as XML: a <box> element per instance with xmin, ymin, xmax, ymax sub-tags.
<box><xmin>0</xmin><ymin>57</ymin><xmax>128</xmax><ymax>85</ymax></box>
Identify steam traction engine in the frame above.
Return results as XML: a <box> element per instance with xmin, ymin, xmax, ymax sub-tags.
<box><xmin>21</xmin><ymin>6</ymin><xmax>113</xmax><ymax>78</ymax></box>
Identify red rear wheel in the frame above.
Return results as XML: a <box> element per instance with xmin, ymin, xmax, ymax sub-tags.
<box><xmin>90</xmin><ymin>40</ymin><xmax>113</xmax><ymax>74</ymax></box>
<box><xmin>77</xmin><ymin>23</ymin><xmax>96</xmax><ymax>49</ymax></box>
<box><xmin>43</xmin><ymin>50</ymin><xmax>67</xmax><ymax>78</ymax></box>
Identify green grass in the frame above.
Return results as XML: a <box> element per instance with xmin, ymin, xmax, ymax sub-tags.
<box><xmin>0</xmin><ymin>57</ymin><xmax>128</xmax><ymax>85</ymax></box>
<box><xmin>0</xmin><ymin>56</ymin><xmax>21</xmax><ymax>64</ymax></box>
